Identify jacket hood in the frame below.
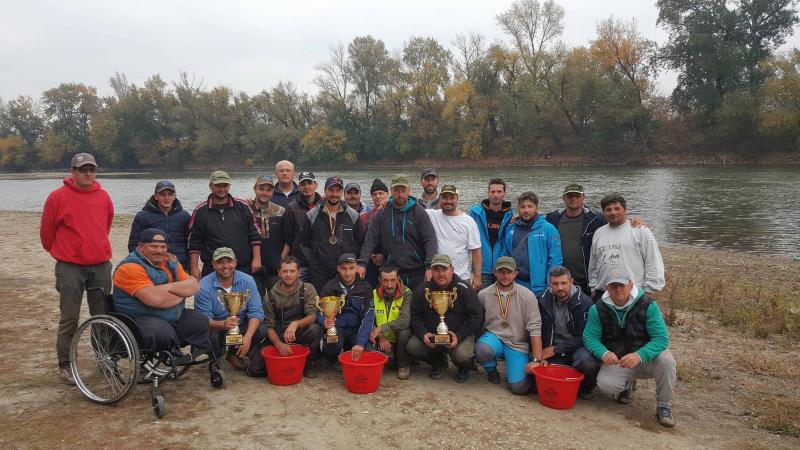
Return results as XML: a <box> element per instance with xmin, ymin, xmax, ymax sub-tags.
<box><xmin>143</xmin><ymin>196</ymin><xmax>184</xmax><ymax>214</ymax></box>
<box><xmin>63</xmin><ymin>177</ymin><xmax>101</xmax><ymax>193</ymax></box>
<box><xmin>480</xmin><ymin>199</ymin><xmax>512</xmax><ymax>213</ymax></box>
<box><xmin>376</xmin><ymin>279</ymin><xmax>406</xmax><ymax>300</ymax></box>
<box><xmin>601</xmin><ymin>286</ymin><xmax>643</xmax><ymax>311</ymax></box>
<box><xmin>389</xmin><ymin>196</ymin><xmax>417</xmax><ymax>212</ymax></box>
<box><xmin>514</xmin><ymin>213</ymin><xmax>546</xmax><ymax>230</ymax></box>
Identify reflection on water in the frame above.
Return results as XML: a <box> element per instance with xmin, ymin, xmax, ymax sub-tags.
<box><xmin>3</xmin><ymin>166</ymin><xmax>799</xmax><ymax>257</ymax></box>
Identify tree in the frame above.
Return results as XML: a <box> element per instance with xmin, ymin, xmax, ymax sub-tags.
<box><xmin>496</xmin><ymin>0</ymin><xmax>565</xmax><ymax>83</ymax></box>
<box><xmin>760</xmin><ymin>50</ymin><xmax>800</xmax><ymax>149</ymax></box>
<box><xmin>301</xmin><ymin>124</ymin><xmax>349</xmax><ymax>162</ymax></box>
<box><xmin>40</xmin><ymin>83</ymin><xmax>100</xmax><ymax>165</ymax></box>
<box><xmin>4</xmin><ymin>95</ymin><xmax>45</xmax><ymax>147</ymax></box>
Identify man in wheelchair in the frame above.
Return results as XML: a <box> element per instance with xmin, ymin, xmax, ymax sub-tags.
<box><xmin>112</xmin><ymin>228</ymin><xmax>210</xmax><ymax>363</ymax></box>
<box><xmin>194</xmin><ymin>247</ymin><xmax>268</xmax><ymax>376</ymax></box>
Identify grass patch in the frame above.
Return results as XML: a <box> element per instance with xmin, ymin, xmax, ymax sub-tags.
<box><xmin>745</xmin><ymin>395</ymin><xmax>800</xmax><ymax>438</ymax></box>
<box><xmin>734</xmin><ymin>353</ymin><xmax>799</xmax><ymax>379</ymax></box>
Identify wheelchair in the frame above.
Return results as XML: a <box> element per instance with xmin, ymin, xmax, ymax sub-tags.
<box><xmin>69</xmin><ymin>289</ymin><xmax>225</xmax><ymax>418</ymax></box>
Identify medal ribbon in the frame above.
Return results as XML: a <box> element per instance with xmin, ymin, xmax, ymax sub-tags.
<box><xmin>326</xmin><ymin>205</ymin><xmax>337</xmax><ymax>240</ymax></box>
<box><xmin>495</xmin><ymin>285</ymin><xmax>513</xmax><ymax>322</ymax></box>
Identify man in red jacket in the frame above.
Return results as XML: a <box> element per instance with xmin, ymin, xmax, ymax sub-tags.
<box><xmin>40</xmin><ymin>153</ymin><xmax>114</xmax><ymax>384</ymax></box>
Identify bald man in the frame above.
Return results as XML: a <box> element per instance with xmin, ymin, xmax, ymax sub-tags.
<box><xmin>272</xmin><ymin>160</ymin><xmax>300</xmax><ymax>207</ymax></box>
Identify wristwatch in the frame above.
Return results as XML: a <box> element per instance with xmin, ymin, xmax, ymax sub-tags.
<box><xmin>531</xmin><ymin>357</ymin><xmax>541</xmax><ymax>363</ymax></box>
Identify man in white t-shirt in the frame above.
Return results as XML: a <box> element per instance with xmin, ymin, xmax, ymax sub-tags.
<box><xmin>426</xmin><ymin>184</ymin><xmax>482</xmax><ymax>290</ymax></box>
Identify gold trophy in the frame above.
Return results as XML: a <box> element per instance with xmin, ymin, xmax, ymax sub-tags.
<box><xmin>316</xmin><ymin>294</ymin><xmax>346</xmax><ymax>344</ymax></box>
<box><xmin>217</xmin><ymin>289</ymin><xmax>250</xmax><ymax>346</ymax></box>
<box><xmin>425</xmin><ymin>288</ymin><xmax>458</xmax><ymax>345</ymax></box>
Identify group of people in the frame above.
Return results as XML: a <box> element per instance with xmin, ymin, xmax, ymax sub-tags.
<box><xmin>40</xmin><ymin>153</ymin><xmax>676</xmax><ymax>428</ymax></box>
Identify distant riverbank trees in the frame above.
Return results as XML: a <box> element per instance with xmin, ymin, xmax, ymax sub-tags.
<box><xmin>1</xmin><ymin>0</ymin><xmax>799</xmax><ymax>171</ymax></box>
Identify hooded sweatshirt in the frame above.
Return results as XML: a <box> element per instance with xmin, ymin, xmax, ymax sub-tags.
<box><xmin>358</xmin><ymin>196</ymin><xmax>438</xmax><ymax>275</ymax></box>
<box><xmin>40</xmin><ymin>177</ymin><xmax>114</xmax><ymax>265</ymax></box>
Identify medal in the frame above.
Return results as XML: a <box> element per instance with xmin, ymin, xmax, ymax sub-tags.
<box><xmin>500</xmin><ymin>320</ymin><xmax>510</xmax><ymax>329</ymax></box>
<box><xmin>326</xmin><ymin>205</ymin><xmax>338</xmax><ymax>246</ymax></box>
<box><xmin>495</xmin><ymin>286</ymin><xmax>514</xmax><ymax>330</ymax></box>
<box><xmin>329</xmin><ymin>236</ymin><xmax>338</xmax><ymax>245</ymax></box>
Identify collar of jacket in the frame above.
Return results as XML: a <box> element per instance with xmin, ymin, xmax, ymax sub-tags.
<box><xmin>206</xmin><ymin>194</ymin><xmax>234</xmax><ymax>208</ymax></box>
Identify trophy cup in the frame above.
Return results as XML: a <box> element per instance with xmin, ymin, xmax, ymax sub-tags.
<box><xmin>217</xmin><ymin>289</ymin><xmax>250</xmax><ymax>346</ymax></box>
<box><xmin>316</xmin><ymin>294</ymin><xmax>346</xmax><ymax>344</ymax></box>
<box><xmin>425</xmin><ymin>288</ymin><xmax>458</xmax><ymax>345</ymax></box>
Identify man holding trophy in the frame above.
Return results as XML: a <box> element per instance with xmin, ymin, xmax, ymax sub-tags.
<box><xmin>317</xmin><ymin>253</ymin><xmax>374</xmax><ymax>366</ymax></box>
<box><xmin>475</xmin><ymin>256</ymin><xmax>543</xmax><ymax>395</ymax></box>
<box><xmin>408</xmin><ymin>254</ymin><xmax>484</xmax><ymax>382</ymax></box>
<box><xmin>195</xmin><ymin>247</ymin><xmax>267</xmax><ymax>376</ymax></box>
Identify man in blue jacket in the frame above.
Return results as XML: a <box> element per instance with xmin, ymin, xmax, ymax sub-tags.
<box><xmin>128</xmin><ymin>180</ymin><xmax>191</xmax><ymax>269</ymax></box>
<box><xmin>468</xmin><ymin>178</ymin><xmax>514</xmax><ymax>289</ymax></box>
<box><xmin>500</xmin><ymin>192</ymin><xmax>563</xmax><ymax>296</ymax></box>
<box><xmin>536</xmin><ymin>266</ymin><xmax>599</xmax><ymax>399</ymax></box>
<box><xmin>318</xmin><ymin>253</ymin><xmax>375</xmax><ymax>365</ymax></box>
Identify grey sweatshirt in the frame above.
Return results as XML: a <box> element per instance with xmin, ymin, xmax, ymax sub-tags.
<box><xmin>478</xmin><ymin>283</ymin><xmax>542</xmax><ymax>353</ymax></box>
<box><xmin>588</xmin><ymin>220</ymin><xmax>665</xmax><ymax>293</ymax></box>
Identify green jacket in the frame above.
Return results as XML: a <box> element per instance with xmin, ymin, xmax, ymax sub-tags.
<box><xmin>582</xmin><ymin>288</ymin><xmax>669</xmax><ymax>364</ymax></box>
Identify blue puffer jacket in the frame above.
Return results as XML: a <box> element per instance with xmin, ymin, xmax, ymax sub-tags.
<box><xmin>128</xmin><ymin>197</ymin><xmax>190</xmax><ymax>267</ymax></box>
<box><xmin>500</xmin><ymin>214</ymin><xmax>563</xmax><ymax>294</ymax></box>
<box><xmin>468</xmin><ymin>199</ymin><xmax>514</xmax><ymax>275</ymax></box>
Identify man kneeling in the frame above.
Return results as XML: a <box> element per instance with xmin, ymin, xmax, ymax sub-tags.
<box><xmin>409</xmin><ymin>254</ymin><xmax>483</xmax><ymax>382</ymax></box>
<box><xmin>369</xmin><ymin>265</ymin><xmax>413</xmax><ymax>379</ymax></box>
<box><xmin>112</xmin><ymin>228</ymin><xmax>208</xmax><ymax>363</ymax></box>
<box><xmin>195</xmin><ymin>247</ymin><xmax>267</xmax><ymax>376</ymax></box>
<box><xmin>264</xmin><ymin>256</ymin><xmax>323</xmax><ymax>377</ymax></box>
<box><xmin>583</xmin><ymin>271</ymin><xmax>677</xmax><ymax>427</ymax></box>
<box><xmin>476</xmin><ymin>257</ymin><xmax>543</xmax><ymax>394</ymax></box>
<box><xmin>318</xmin><ymin>253</ymin><xmax>374</xmax><ymax>366</ymax></box>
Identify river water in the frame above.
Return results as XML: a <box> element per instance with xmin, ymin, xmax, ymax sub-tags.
<box><xmin>3</xmin><ymin>166</ymin><xmax>799</xmax><ymax>257</ymax></box>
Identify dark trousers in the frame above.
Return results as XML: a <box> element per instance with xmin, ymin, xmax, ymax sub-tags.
<box><xmin>549</xmin><ymin>347</ymin><xmax>601</xmax><ymax>394</ymax></box>
<box><xmin>211</xmin><ymin>320</ymin><xmax>269</xmax><ymax>376</ymax></box>
<box><xmin>55</xmin><ymin>260</ymin><xmax>112</xmax><ymax>367</ymax></box>
<box><xmin>399</xmin><ymin>270</ymin><xmax>426</xmax><ymax>293</ymax></box>
<box><xmin>253</xmin><ymin>270</ymin><xmax>280</xmax><ymax>300</ymax></box>
<box><xmin>310</xmin><ymin>269</ymin><xmax>336</xmax><ymax>294</ymax></box>
<box><xmin>364</xmin><ymin>263</ymin><xmax>380</xmax><ymax>290</ymax></box>
<box><xmin>274</xmin><ymin>323</ymin><xmax>323</xmax><ymax>362</ymax></box>
<box><xmin>575</xmin><ymin>279</ymin><xmax>590</xmax><ymax>297</ymax></box>
<box><xmin>366</xmin><ymin>329</ymin><xmax>412</xmax><ymax>367</ymax></box>
<box><xmin>320</xmin><ymin>326</ymin><xmax>362</xmax><ymax>363</ymax></box>
<box><xmin>133</xmin><ymin>308</ymin><xmax>211</xmax><ymax>352</ymax></box>
<box><xmin>481</xmin><ymin>273</ymin><xmax>496</xmax><ymax>288</ymax></box>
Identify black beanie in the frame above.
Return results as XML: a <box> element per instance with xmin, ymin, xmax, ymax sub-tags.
<box><xmin>370</xmin><ymin>178</ymin><xmax>388</xmax><ymax>194</ymax></box>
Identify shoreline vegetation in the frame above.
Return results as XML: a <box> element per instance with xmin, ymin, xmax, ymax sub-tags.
<box><xmin>2</xmin><ymin>210</ymin><xmax>798</xmax><ymax>446</ymax></box>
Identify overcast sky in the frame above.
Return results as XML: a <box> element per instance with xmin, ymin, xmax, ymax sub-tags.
<box><xmin>2</xmin><ymin>0</ymin><xmax>799</xmax><ymax>101</ymax></box>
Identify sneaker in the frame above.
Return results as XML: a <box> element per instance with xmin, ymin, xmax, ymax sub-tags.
<box><xmin>616</xmin><ymin>380</ymin><xmax>634</xmax><ymax>404</ymax></box>
<box><xmin>486</xmin><ymin>369</ymin><xmax>501</xmax><ymax>384</ymax></box>
<box><xmin>657</xmin><ymin>403</ymin><xmax>675</xmax><ymax>428</ymax></box>
<box><xmin>59</xmin><ymin>366</ymin><xmax>75</xmax><ymax>385</ymax></box>
<box><xmin>455</xmin><ymin>368</ymin><xmax>470</xmax><ymax>383</ymax></box>
<box><xmin>226</xmin><ymin>352</ymin><xmax>249</xmax><ymax>371</ymax></box>
<box><xmin>397</xmin><ymin>366</ymin><xmax>410</xmax><ymax>380</ymax></box>
<box><xmin>429</xmin><ymin>365</ymin><xmax>445</xmax><ymax>380</ymax></box>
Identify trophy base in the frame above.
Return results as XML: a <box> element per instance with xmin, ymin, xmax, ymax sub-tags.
<box><xmin>433</xmin><ymin>334</ymin><xmax>451</xmax><ymax>345</ymax></box>
<box><xmin>225</xmin><ymin>334</ymin><xmax>244</xmax><ymax>346</ymax></box>
<box><xmin>325</xmin><ymin>335</ymin><xmax>339</xmax><ymax>344</ymax></box>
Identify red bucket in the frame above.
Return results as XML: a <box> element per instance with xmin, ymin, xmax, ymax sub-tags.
<box><xmin>532</xmin><ymin>364</ymin><xmax>585</xmax><ymax>410</ymax></box>
<box><xmin>261</xmin><ymin>344</ymin><xmax>310</xmax><ymax>386</ymax></box>
<box><xmin>338</xmin><ymin>351</ymin><xmax>388</xmax><ymax>394</ymax></box>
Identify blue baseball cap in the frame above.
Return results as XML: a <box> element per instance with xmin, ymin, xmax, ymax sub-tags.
<box><xmin>155</xmin><ymin>180</ymin><xmax>175</xmax><ymax>193</ymax></box>
<box><xmin>325</xmin><ymin>176</ymin><xmax>344</xmax><ymax>189</ymax></box>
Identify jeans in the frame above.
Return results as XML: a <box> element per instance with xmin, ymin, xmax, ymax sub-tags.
<box><xmin>133</xmin><ymin>308</ymin><xmax>211</xmax><ymax>352</ymax></box>
<box><xmin>54</xmin><ymin>260</ymin><xmax>112</xmax><ymax>367</ymax></box>
<box><xmin>406</xmin><ymin>334</ymin><xmax>475</xmax><ymax>369</ymax></box>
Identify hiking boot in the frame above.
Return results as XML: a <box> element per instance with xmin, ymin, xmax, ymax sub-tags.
<box><xmin>455</xmin><ymin>368</ymin><xmax>470</xmax><ymax>383</ymax></box>
<box><xmin>578</xmin><ymin>389</ymin><xmax>595</xmax><ymax>400</ymax></box>
<box><xmin>59</xmin><ymin>366</ymin><xmax>75</xmax><ymax>385</ymax></box>
<box><xmin>397</xmin><ymin>366</ymin><xmax>410</xmax><ymax>380</ymax></box>
<box><xmin>226</xmin><ymin>352</ymin><xmax>249</xmax><ymax>371</ymax></box>
<box><xmin>303</xmin><ymin>360</ymin><xmax>318</xmax><ymax>378</ymax></box>
<box><xmin>657</xmin><ymin>403</ymin><xmax>675</xmax><ymax>428</ymax></box>
<box><xmin>616</xmin><ymin>388</ymin><xmax>633</xmax><ymax>404</ymax></box>
<box><xmin>429</xmin><ymin>365</ymin><xmax>445</xmax><ymax>380</ymax></box>
<box><xmin>486</xmin><ymin>369</ymin><xmax>501</xmax><ymax>384</ymax></box>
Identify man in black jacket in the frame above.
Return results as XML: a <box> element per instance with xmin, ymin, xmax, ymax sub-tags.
<box><xmin>300</xmin><ymin>176</ymin><xmax>364</xmax><ymax>292</ymax></box>
<box><xmin>357</xmin><ymin>175</ymin><xmax>437</xmax><ymax>291</ymax></box>
<box><xmin>247</xmin><ymin>175</ymin><xmax>293</xmax><ymax>296</ymax></box>
<box><xmin>408</xmin><ymin>254</ymin><xmax>484</xmax><ymax>382</ymax></box>
<box><xmin>536</xmin><ymin>265</ymin><xmax>600</xmax><ymax>398</ymax></box>
<box><xmin>188</xmin><ymin>171</ymin><xmax>262</xmax><ymax>279</ymax></box>
<box><xmin>128</xmin><ymin>180</ymin><xmax>190</xmax><ymax>269</ymax></box>
<box><xmin>286</xmin><ymin>171</ymin><xmax>322</xmax><ymax>281</ymax></box>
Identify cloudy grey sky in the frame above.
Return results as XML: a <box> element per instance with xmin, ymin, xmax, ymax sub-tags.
<box><xmin>2</xmin><ymin>0</ymin><xmax>799</xmax><ymax>101</ymax></box>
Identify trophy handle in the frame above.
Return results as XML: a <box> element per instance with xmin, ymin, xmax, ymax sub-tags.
<box><xmin>338</xmin><ymin>294</ymin><xmax>346</xmax><ymax>310</ymax></box>
<box><xmin>315</xmin><ymin>297</ymin><xmax>322</xmax><ymax>311</ymax></box>
<box><xmin>244</xmin><ymin>288</ymin><xmax>250</xmax><ymax>302</ymax></box>
<box><xmin>424</xmin><ymin>287</ymin><xmax>431</xmax><ymax>306</ymax></box>
<box><xmin>216</xmin><ymin>289</ymin><xmax>225</xmax><ymax>307</ymax></box>
<box><xmin>449</xmin><ymin>287</ymin><xmax>458</xmax><ymax>307</ymax></box>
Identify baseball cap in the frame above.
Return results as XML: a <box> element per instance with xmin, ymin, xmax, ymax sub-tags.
<box><xmin>420</xmin><ymin>168</ymin><xmax>438</xmax><ymax>179</ymax></box>
<box><xmin>325</xmin><ymin>176</ymin><xmax>344</xmax><ymax>189</ymax></box>
<box><xmin>605</xmin><ymin>269</ymin><xmax>632</xmax><ymax>286</ymax></box>
<box><xmin>430</xmin><ymin>254</ymin><xmax>453</xmax><ymax>268</ymax></box>
<box><xmin>338</xmin><ymin>253</ymin><xmax>357</xmax><ymax>264</ymax></box>
<box><xmin>70</xmin><ymin>153</ymin><xmax>97</xmax><ymax>168</ymax></box>
<box><xmin>139</xmin><ymin>228</ymin><xmax>167</xmax><ymax>244</ymax></box>
<box><xmin>255</xmin><ymin>175</ymin><xmax>275</xmax><ymax>186</ymax></box>
<box><xmin>298</xmin><ymin>171</ymin><xmax>316</xmax><ymax>183</ymax></box>
<box><xmin>563</xmin><ymin>183</ymin><xmax>584</xmax><ymax>195</ymax></box>
<box><xmin>210</xmin><ymin>170</ymin><xmax>231</xmax><ymax>185</ymax></box>
<box><xmin>155</xmin><ymin>180</ymin><xmax>175</xmax><ymax>193</ymax></box>
<box><xmin>495</xmin><ymin>256</ymin><xmax>517</xmax><ymax>272</ymax></box>
<box><xmin>212</xmin><ymin>247</ymin><xmax>236</xmax><ymax>261</ymax></box>
<box><xmin>344</xmin><ymin>182</ymin><xmax>361</xmax><ymax>192</ymax></box>
<box><xmin>390</xmin><ymin>175</ymin><xmax>410</xmax><ymax>189</ymax></box>
<box><xmin>440</xmin><ymin>184</ymin><xmax>458</xmax><ymax>196</ymax></box>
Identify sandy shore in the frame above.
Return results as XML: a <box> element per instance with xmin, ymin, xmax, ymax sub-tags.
<box><xmin>1</xmin><ymin>211</ymin><xmax>798</xmax><ymax>449</ymax></box>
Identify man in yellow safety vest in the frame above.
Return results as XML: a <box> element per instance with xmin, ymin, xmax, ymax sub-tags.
<box><xmin>369</xmin><ymin>265</ymin><xmax>413</xmax><ymax>380</ymax></box>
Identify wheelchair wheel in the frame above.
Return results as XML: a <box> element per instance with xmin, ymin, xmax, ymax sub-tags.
<box><xmin>210</xmin><ymin>369</ymin><xmax>225</xmax><ymax>388</ymax></box>
<box><xmin>70</xmin><ymin>315</ymin><xmax>139</xmax><ymax>404</ymax></box>
<box><xmin>152</xmin><ymin>395</ymin><xmax>166</xmax><ymax>419</ymax></box>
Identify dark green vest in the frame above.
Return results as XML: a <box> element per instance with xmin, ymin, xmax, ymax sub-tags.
<box><xmin>597</xmin><ymin>296</ymin><xmax>652</xmax><ymax>357</ymax></box>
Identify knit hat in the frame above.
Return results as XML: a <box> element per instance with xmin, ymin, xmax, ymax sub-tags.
<box><xmin>370</xmin><ymin>178</ymin><xmax>388</xmax><ymax>194</ymax></box>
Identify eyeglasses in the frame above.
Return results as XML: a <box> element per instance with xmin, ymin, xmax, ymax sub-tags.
<box><xmin>73</xmin><ymin>166</ymin><xmax>97</xmax><ymax>173</ymax></box>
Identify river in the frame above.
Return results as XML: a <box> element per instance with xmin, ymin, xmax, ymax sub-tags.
<box><xmin>2</xmin><ymin>166</ymin><xmax>799</xmax><ymax>257</ymax></box>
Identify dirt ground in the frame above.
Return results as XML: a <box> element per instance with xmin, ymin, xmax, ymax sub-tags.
<box><xmin>1</xmin><ymin>211</ymin><xmax>798</xmax><ymax>449</ymax></box>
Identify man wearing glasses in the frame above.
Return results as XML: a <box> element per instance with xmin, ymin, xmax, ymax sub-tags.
<box><xmin>40</xmin><ymin>153</ymin><xmax>115</xmax><ymax>384</ymax></box>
